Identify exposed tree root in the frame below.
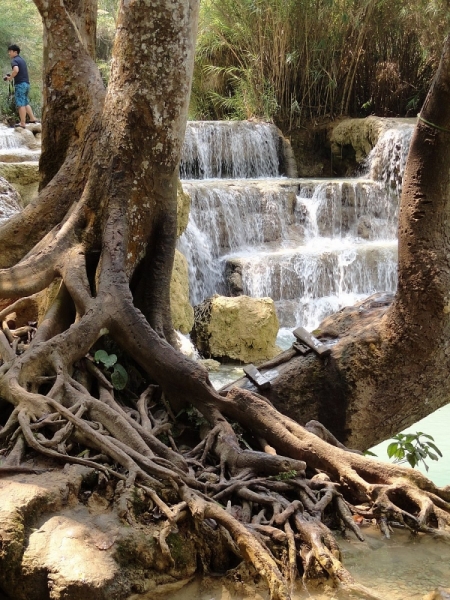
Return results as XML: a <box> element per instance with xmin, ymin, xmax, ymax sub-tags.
<box><xmin>0</xmin><ymin>265</ymin><xmax>449</xmax><ymax>599</ymax></box>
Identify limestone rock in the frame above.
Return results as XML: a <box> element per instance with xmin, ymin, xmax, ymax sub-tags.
<box><xmin>330</xmin><ymin>115</ymin><xmax>416</xmax><ymax>164</ymax></box>
<box><xmin>423</xmin><ymin>589</ymin><xmax>450</xmax><ymax>600</ymax></box>
<box><xmin>177</xmin><ymin>181</ymin><xmax>191</xmax><ymax>237</ymax></box>
<box><xmin>0</xmin><ymin>162</ymin><xmax>40</xmax><ymax>205</ymax></box>
<box><xmin>0</xmin><ymin>465</ymin><xmax>221</xmax><ymax>600</ymax></box>
<box><xmin>171</xmin><ymin>250</ymin><xmax>194</xmax><ymax>334</ymax></box>
<box><xmin>280</xmin><ymin>133</ymin><xmax>298</xmax><ymax>178</ymax></box>
<box><xmin>11</xmin><ymin>124</ymin><xmax>41</xmax><ymax>150</ymax></box>
<box><xmin>192</xmin><ymin>295</ymin><xmax>280</xmax><ymax>363</ymax></box>
<box><xmin>198</xmin><ymin>358</ymin><xmax>221</xmax><ymax>371</ymax></box>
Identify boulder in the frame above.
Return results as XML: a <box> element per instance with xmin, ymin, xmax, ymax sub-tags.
<box><xmin>170</xmin><ymin>249</ymin><xmax>194</xmax><ymax>334</ymax></box>
<box><xmin>0</xmin><ymin>465</ymin><xmax>228</xmax><ymax>600</ymax></box>
<box><xmin>330</xmin><ymin>115</ymin><xmax>416</xmax><ymax>164</ymax></box>
<box><xmin>192</xmin><ymin>294</ymin><xmax>280</xmax><ymax>363</ymax></box>
<box><xmin>423</xmin><ymin>589</ymin><xmax>450</xmax><ymax>600</ymax></box>
<box><xmin>0</xmin><ymin>162</ymin><xmax>40</xmax><ymax>205</ymax></box>
<box><xmin>177</xmin><ymin>180</ymin><xmax>191</xmax><ymax>237</ymax></box>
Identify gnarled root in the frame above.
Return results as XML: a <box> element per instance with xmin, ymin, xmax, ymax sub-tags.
<box><xmin>0</xmin><ymin>257</ymin><xmax>449</xmax><ymax>600</ymax></box>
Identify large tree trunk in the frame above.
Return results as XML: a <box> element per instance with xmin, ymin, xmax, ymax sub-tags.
<box><xmin>0</xmin><ymin>2</ymin><xmax>450</xmax><ymax>598</ymax></box>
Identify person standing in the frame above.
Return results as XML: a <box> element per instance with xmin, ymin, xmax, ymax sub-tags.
<box><xmin>5</xmin><ymin>44</ymin><xmax>38</xmax><ymax>128</ymax></box>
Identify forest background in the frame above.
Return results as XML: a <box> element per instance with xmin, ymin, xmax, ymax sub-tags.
<box><xmin>1</xmin><ymin>0</ymin><xmax>450</xmax><ymax>130</ymax></box>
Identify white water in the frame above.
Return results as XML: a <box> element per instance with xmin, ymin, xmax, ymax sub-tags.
<box><xmin>180</xmin><ymin>121</ymin><xmax>281</xmax><ymax>179</ymax></box>
<box><xmin>0</xmin><ymin>124</ymin><xmax>23</xmax><ymax>150</ymax></box>
<box><xmin>179</xmin><ymin>122</ymin><xmax>411</xmax><ymax>329</ymax></box>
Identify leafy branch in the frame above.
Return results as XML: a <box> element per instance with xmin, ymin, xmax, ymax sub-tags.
<box><xmin>386</xmin><ymin>432</ymin><xmax>443</xmax><ymax>471</ymax></box>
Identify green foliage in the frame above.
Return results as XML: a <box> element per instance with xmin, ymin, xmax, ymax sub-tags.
<box><xmin>176</xmin><ymin>405</ymin><xmax>208</xmax><ymax>428</ymax></box>
<box><xmin>96</xmin><ymin>0</ymin><xmax>119</xmax><ymax>84</ymax></box>
<box><xmin>94</xmin><ymin>349</ymin><xmax>129</xmax><ymax>390</ymax></box>
<box><xmin>0</xmin><ymin>0</ymin><xmax>119</xmax><ymax>118</ymax></box>
<box><xmin>386</xmin><ymin>432</ymin><xmax>443</xmax><ymax>471</ymax></box>
<box><xmin>0</xmin><ymin>0</ymin><xmax>43</xmax><ymax>118</ymax></box>
<box><xmin>272</xmin><ymin>469</ymin><xmax>299</xmax><ymax>481</ymax></box>
<box><xmin>191</xmin><ymin>0</ymin><xmax>450</xmax><ymax>126</ymax></box>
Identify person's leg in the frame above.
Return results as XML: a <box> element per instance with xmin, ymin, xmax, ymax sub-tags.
<box><xmin>25</xmin><ymin>105</ymin><xmax>37</xmax><ymax>122</ymax></box>
<box><xmin>14</xmin><ymin>83</ymin><xmax>27</xmax><ymax>126</ymax></box>
<box><xmin>17</xmin><ymin>105</ymin><xmax>26</xmax><ymax>127</ymax></box>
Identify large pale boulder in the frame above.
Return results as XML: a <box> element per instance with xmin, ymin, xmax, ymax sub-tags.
<box><xmin>192</xmin><ymin>295</ymin><xmax>280</xmax><ymax>363</ymax></box>
<box><xmin>0</xmin><ymin>162</ymin><xmax>40</xmax><ymax>205</ymax></box>
<box><xmin>330</xmin><ymin>115</ymin><xmax>416</xmax><ymax>163</ymax></box>
<box><xmin>0</xmin><ymin>465</ymin><xmax>227</xmax><ymax>600</ymax></box>
<box><xmin>170</xmin><ymin>249</ymin><xmax>194</xmax><ymax>334</ymax></box>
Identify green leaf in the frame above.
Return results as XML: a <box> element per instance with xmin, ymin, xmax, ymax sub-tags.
<box><xmin>428</xmin><ymin>452</ymin><xmax>439</xmax><ymax>461</ymax></box>
<box><xmin>94</xmin><ymin>350</ymin><xmax>117</xmax><ymax>368</ymax></box>
<box><xmin>102</xmin><ymin>353</ymin><xmax>117</xmax><ymax>368</ymax></box>
<box><xmin>94</xmin><ymin>349</ymin><xmax>109</xmax><ymax>364</ymax></box>
<box><xmin>387</xmin><ymin>443</ymin><xmax>399</xmax><ymax>458</ymax></box>
<box><xmin>111</xmin><ymin>363</ymin><xmax>128</xmax><ymax>390</ymax></box>
<box><xmin>406</xmin><ymin>454</ymin><xmax>417</xmax><ymax>468</ymax></box>
<box><xmin>426</xmin><ymin>442</ymin><xmax>442</xmax><ymax>457</ymax></box>
<box><xmin>396</xmin><ymin>448</ymin><xmax>405</xmax><ymax>460</ymax></box>
<box><xmin>364</xmin><ymin>449</ymin><xmax>377</xmax><ymax>457</ymax></box>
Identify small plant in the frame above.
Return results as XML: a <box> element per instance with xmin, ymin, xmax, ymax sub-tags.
<box><xmin>94</xmin><ymin>349</ymin><xmax>128</xmax><ymax>390</ymax></box>
<box><xmin>272</xmin><ymin>469</ymin><xmax>299</xmax><ymax>481</ymax></box>
<box><xmin>387</xmin><ymin>432</ymin><xmax>443</xmax><ymax>471</ymax></box>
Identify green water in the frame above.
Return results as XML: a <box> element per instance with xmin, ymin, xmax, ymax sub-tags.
<box><xmin>167</xmin><ymin>523</ymin><xmax>450</xmax><ymax>598</ymax></box>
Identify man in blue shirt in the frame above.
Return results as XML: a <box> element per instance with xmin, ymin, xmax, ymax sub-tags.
<box><xmin>5</xmin><ymin>44</ymin><xmax>38</xmax><ymax>128</ymax></box>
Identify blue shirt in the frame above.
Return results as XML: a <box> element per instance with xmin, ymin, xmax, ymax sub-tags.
<box><xmin>11</xmin><ymin>55</ymin><xmax>29</xmax><ymax>85</ymax></box>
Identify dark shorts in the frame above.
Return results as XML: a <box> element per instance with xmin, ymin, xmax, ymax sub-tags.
<box><xmin>15</xmin><ymin>82</ymin><xmax>30</xmax><ymax>107</ymax></box>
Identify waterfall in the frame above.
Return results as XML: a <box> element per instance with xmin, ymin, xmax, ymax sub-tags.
<box><xmin>180</xmin><ymin>121</ymin><xmax>282</xmax><ymax>179</ymax></box>
<box><xmin>178</xmin><ymin>120</ymin><xmax>414</xmax><ymax>330</ymax></box>
<box><xmin>0</xmin><ymin>125</ymin><xmax>23</xmax><ymax>150</ymax></box>
<box><xmin>366</xmin><ymin>123</ymin><xmax>414</xmax><ymax>195</ymax></box>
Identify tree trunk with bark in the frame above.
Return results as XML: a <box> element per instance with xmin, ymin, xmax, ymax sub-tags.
<box><xmin>0</xmin><ymin>2</ymin><xmax>450</xmax><ymax>599</ymax></box>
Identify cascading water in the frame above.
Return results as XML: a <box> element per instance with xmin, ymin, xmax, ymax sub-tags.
<box><xmin>0</xmin><ymin>124</ymin><xmax>23</xmax><ymax>150</ymax></box>
<box><xmin>178</xmin><ymin>120</ymin><xmax>415</xmax><ymax>331</ymax></box>
<box><xmin>180</xmin><ymin>121</ymin><xmax>282</xmax><ymax>179</ymax></box>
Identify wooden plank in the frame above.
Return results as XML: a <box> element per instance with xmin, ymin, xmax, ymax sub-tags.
<box><xmin>293</xmin><ymin>327</ymin><xmax>331</xmax><ymax>357</ymax></box>
<box><xmin>293</xmin><ymin>341</ymin><xmax>311</xmax><ymax>355</ymax></box>
<box><xmin>243</xmin><ymin>364</ymin><xmax>271</xmax><ymax>390</ymax></box>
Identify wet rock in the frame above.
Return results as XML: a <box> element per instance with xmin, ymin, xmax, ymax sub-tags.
<box><xmin>198</xmin><ymin>358</ymin><xmax>221</xmax><ymax>371</ymax></box>
<box><xmin>177</xmin><ymin>180</ymin><xmax>191</xmax><ymax>237</ymax></box>
<box><xmin>423</xmin><ymin>588</ymin><xmax>450</xmax><ymax>600</ymax></box>
<box><xmin>0</xmin><ymin>176</ymin><xmax>22</xmax><ymax>221</ymax></box>
<box><xmin>0</xmin><ymin>162</ymin><xmax>39</xmax><ymax>205</ymax></box>
<box><xmin>330</xmin><ymin>115</ymin><xmax>416</xmax><ymax>165</ymax></box>
<box><xmin>225</xmin><ymin>260</ymin><xmax>244</xmax><ymax>296</ymax></box>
